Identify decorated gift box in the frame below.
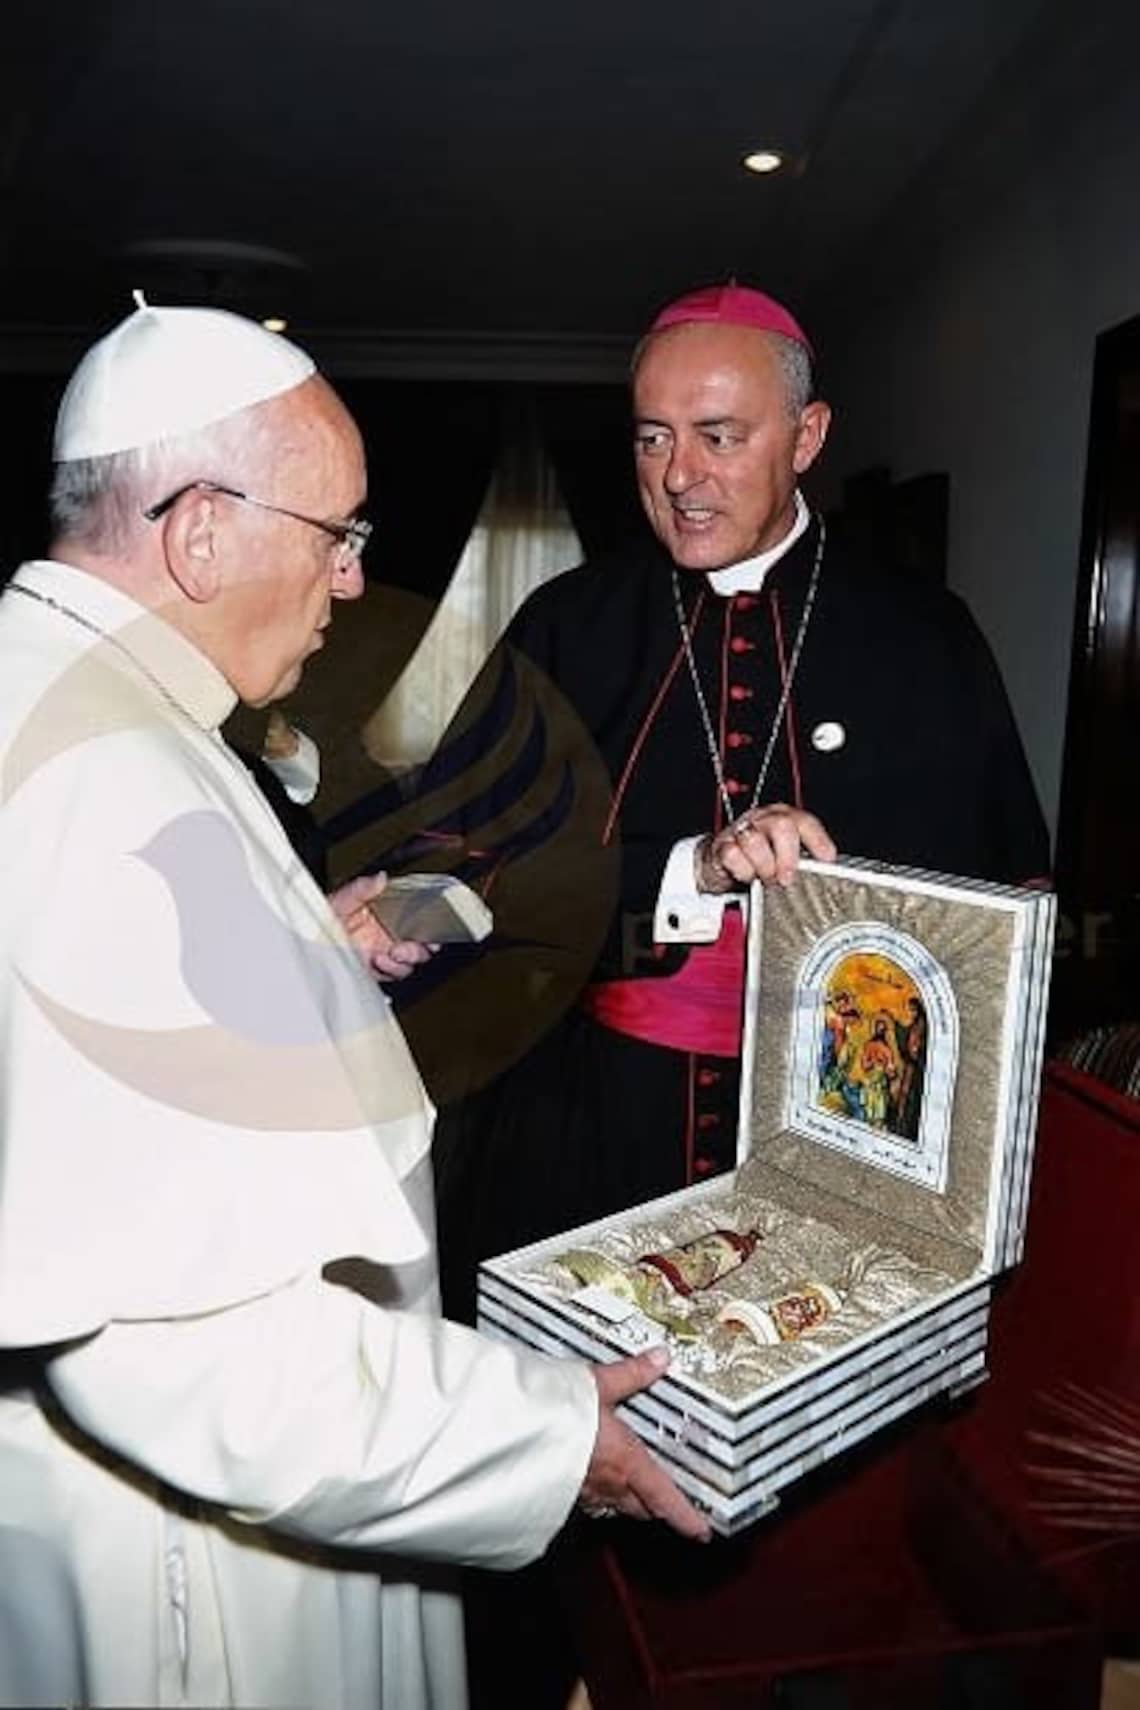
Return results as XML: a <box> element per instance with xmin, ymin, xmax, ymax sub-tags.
<box><xmin>478</xmin><ymin>857</ymin><xmax>1056</xmax><ymax>1535</ymax></box>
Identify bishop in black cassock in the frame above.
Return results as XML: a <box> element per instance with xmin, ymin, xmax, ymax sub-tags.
<box><xmin>424</xmin><ymin>284</ymin><xmax>1049</xmax><ymax>1324</ymax></box>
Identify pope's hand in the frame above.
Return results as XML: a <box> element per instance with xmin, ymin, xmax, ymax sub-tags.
<box><xmin>262</xmin><ymin>707</ymin><xmax>302</xmax><ymax>762</ymax></box>
<box><xmin>328</xmin><ymin>873</ymin><xmax>437</xmax><ymax>981</ymax></box>
<box><xmin>580</xmin><ymin>1347</ymin><xmax>711</xmax><ymax>1540</ymax></box>
<box><xmin>694</xmin><ymin>803</ymin><xmax>836</xmax><ymax>893</ymax></box>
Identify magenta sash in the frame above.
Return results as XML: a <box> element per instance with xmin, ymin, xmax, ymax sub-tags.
<box><xmin>581</xmin><ymin>907</ymin><xmax>744</xmax><ymax>1058</ymax></box>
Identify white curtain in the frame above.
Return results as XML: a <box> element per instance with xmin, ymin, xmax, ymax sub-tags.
<box><xmin>364</xmin><ymin>434</ymin><xmax>581</xmax><ymax>769</ymax></box>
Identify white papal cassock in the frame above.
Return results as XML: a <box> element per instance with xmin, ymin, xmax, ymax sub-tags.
<box><xmin>0</xmin><ymin>559</ymin><xmax>597</xmax><ymax>1708</ymax></box>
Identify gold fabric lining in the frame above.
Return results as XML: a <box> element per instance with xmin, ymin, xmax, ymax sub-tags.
<box><xmin>515</xmin><ymin>1165</ymin><xmax>969</xmax><ymax>1404</ymax></box>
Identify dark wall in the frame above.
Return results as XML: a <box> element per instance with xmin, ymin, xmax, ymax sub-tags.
<box><xmin>0</xmin><ymin>375</ymin><xmax>59</xmax><ymax>582</ymax></box>
<box><xmin>0</xmin><ymin>371</ymin><xmax>648</xmax><ymax>591</ymax></box>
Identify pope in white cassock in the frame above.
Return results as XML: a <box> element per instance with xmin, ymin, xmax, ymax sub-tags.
<box><xmin>0</xmin><ymin>302</ymin><xmax>707</xmax><ymax>1709</ymax></box>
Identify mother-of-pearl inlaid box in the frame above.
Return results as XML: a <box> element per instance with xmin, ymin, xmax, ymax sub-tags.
<box><xmin>478</xmin><ymin>858</ymin><xmax>1056</xmax><ymax>1534</ymax></box>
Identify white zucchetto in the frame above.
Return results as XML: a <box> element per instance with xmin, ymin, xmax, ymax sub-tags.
<box><xmin>53</xmin><ymin>293</ymin><xmax>316</xmax><ymax>462</ymax></box>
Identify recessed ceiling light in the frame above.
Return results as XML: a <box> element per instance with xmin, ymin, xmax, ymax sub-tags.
<box><xmin>262</xmin><ymin>317</ymin><xmax>288</xmax><ymax>333</ymax></box>
<box><xmin>742</xmin><ymin>150</ymin><xmax>785</xmax><ymax>175</ymax></box>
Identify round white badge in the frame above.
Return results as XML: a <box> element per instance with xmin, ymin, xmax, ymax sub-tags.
<box><xmin>811</xmin><ymin>721</ymin><xmax>846</xmax><ymax>753</ymax></box>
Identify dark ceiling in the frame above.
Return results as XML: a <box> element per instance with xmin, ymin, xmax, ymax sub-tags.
<box><xmin>0</xmin><ymin>0</ymin><xmax>1133</xmax><ymax>359</ymax></box>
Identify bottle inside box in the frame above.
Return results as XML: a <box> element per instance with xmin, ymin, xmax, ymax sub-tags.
<box><xmin>516</xmin><ymin>1156</ymin><xmax>978</xmax><ymax>1404</ymax></box>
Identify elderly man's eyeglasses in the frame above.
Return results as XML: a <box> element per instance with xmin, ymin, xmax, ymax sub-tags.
<box><xmin>142</xmin><ymin>481</ymin><xmax>372</xmax><ymax>560</ymax></box>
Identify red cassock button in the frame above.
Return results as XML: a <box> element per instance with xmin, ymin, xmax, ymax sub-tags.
<box><xmin>697</xmin><ymin>1113</ymin><xmax>720</xmax><ymax>1130</ymax></box>
<box><xmin>725</xmin><ymin>778</ymin><xmax>747</xmax><ymax>796</ymax></box>
<box><xmin>726</xmin><ymin>731</ymin><xmax>753</xmax><ymax>749</ymax></box>
<box><xmin>730</xmin><ymin>636</ymin><xmax>755</xmax><ymax>654</ymax></box>
<box><xmin>729</xmin><ymin>684</ymin><xmax>754</xmax><ymax>702</ymax></box>
<box><xmin>697</xmin><ymin>1068</ymin><xmax>720</xmax><ymax>1087</ymax></box>
<box><xmin>733</xmin><ymin>593</ymin><xmax>759</xmax><ymax>611</ymax></box>
<box><xmin>694</xmin><ymin>1156</ymin><xmax>716</xmax><ymax>1176</ymax></box>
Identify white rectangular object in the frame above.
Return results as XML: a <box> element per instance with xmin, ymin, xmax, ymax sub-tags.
<box><xmin>478</xmin><ymin>857</ymin><xmax>1055</xmax><ymax>1534</ymax></box>
<box><xmin>367</xmin><ymin>872</ymin><xmax>493</xmax><ymax>943</ymax></box>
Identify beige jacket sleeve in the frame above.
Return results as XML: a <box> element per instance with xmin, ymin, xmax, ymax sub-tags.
<box><xmin>46</xmin><ymin>1269</ymin><xmax>598</xmax><ymax>1572</ymax></box>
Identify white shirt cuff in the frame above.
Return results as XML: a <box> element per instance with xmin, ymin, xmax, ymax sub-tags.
<box><xmin>262</xmin><ymin>727</ymin><xmax>321</xmax><ymax>805</ymax></box>
<box><xmin>653</xmin><ymin>836</ymin><xmax>730</xmax><ymax>943</ymax></box>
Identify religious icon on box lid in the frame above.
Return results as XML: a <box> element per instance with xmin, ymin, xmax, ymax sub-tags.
<box><xmin>817</xmin><ymin>954</ymin><xmax>928</xmax><ymax>1141</ymax></box>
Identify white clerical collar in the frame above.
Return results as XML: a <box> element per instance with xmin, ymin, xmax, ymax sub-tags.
<box><xmin>707</xmin><ymin>490</ymin><xmax>810</xmax><ymax>596</ymax></box>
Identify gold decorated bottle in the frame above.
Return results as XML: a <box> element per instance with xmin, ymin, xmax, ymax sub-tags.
<box><xmin>716</xmin><ymin>1280</ymin><xmax>842</xmax><ymax>1345</ymax></box>
<box><xmin>635</xmin><ymin>1227</ymin><xmax>761</xmax><ymax>1298</ymax></box>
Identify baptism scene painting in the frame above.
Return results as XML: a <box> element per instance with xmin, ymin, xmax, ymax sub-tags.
<box><xmin>788</xmin><ymin>920</ymin><xmax>959</xmax><ymax>1192</ymax></box>
<box><xmin>818</xmin><ymin>955</ymin><xmax>928</xmax><ymax>1141</ymax></box>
